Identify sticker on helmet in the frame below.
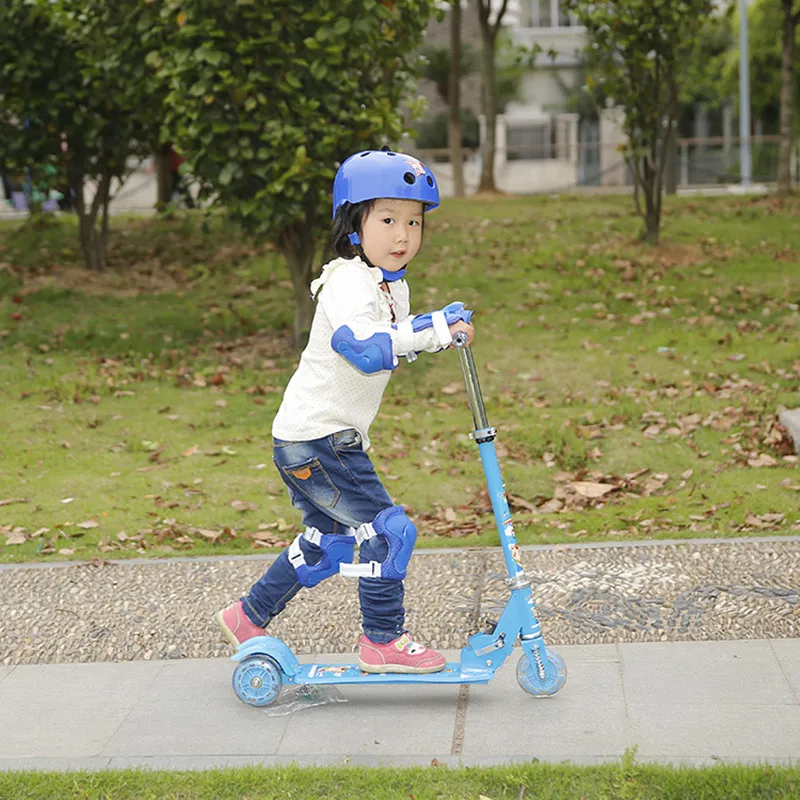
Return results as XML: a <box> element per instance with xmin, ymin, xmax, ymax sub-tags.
<box><xmin>403</xmin><ymin>156</ymin><xmax>426</xmax><ymax>176</ymax></box>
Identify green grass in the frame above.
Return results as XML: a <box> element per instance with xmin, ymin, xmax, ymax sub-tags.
<box><xmin>1</xmin><ymin>195</ymin><xmax>799</xmax><ymax>563</ymax></box>
<box><xmin>0</xmin><ymin>759</ymin><xmax>798</xmax><ymax>799</ymax></box>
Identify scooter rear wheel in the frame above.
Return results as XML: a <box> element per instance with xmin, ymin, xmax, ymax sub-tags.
<box><xmin>516</xmin><ymin>648</ymin><xmax>567</xmax><ymax>697</ymax></box>
<box><xmin>233</xmin><ymin>654</ymin><xmax>283</xmax><ymax>707</ymax></box>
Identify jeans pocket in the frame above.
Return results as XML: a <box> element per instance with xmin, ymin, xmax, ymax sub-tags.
<box><xmin>332</xmin><ymin>428</ymin><xmax>362</xmax><ymax>451</ymax></box>
<box><xmin>280</xmin><ymin>458</ymin><xmax>341</xmax><ymax>509</ymax></box>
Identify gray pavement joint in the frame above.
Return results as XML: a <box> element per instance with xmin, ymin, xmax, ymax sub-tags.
<box><xmin>98</xmin><ymin>662</ymin><xmax>167</xmax><ymax>761</ymax></box>
<box><xmin>769</xmin><ymin>639</ymin><xmax>800</xmax><ymax>705</ymax></box>
<box><xmin>449</xmin><ymin>550</ymin><xmax>488</xmax><ymax>756</ymax></box>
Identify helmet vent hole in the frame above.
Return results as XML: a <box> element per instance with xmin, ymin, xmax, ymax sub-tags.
<box><xmin>403</xmin><ymin>172</ymin><xmax>416</xmax><ymax>185</ymax></box>
<box><xmin>386</xmin><ymin>151</ymin><xmax>397</xmax><ymax>156</ymax></box>
<box><xmin>426</xmin><ymin>175</ymin><xmax>434</xmax><ymax>187</ymax></box>
<box><xmin>359</xmin><ymin>153</ymin><xmax>369</xmax><ymax>157</ymax></box>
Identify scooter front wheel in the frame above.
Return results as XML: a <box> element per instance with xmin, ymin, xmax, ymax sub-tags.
<box><xmin>516</xmin><ymin>648</ymin><xmax>567</xmax><ymax>697</ymax></box>
<box><xmin>232</xmin><ymin>654</ymin><xmax>283</xmax><ymax>707</ymax></box>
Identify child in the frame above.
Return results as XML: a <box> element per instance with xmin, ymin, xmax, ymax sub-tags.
<box><xmin>216</xmin><ymin>149</ymin><xmax>475</xmax><ymax>674</ymax></box>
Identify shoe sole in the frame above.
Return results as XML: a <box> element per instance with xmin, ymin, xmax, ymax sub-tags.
<box><xmin>358</xmin><ymin>659</ymin><xmax>446</xmax><ymax>675</ymax></box>
<box><xmin>215</xmin><ymin>610</ymin><xmax>243</xmax><ymax>651</ymax></box>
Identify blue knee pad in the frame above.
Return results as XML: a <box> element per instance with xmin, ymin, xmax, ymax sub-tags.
<box><xmin>339</xmin><ymin>506</ymin><xmax>417</xmax><ymax>581</ymax></box>
<box><xmin>288</xmin><ymin>529</ymin><xmax>355</xmax><ymax>588</ymax></box>
<box><xmin>374</xmin><ymin>506</ymin><xmax>417</xmax><ymax>580</ymax></box>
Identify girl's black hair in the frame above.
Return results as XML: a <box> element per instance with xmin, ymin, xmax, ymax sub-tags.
<box><xmin>329</xmin><ymin>199</ymin><xmax>427</xmax><ymax>261</ymax></box>
<box><xmin>329</xmin><ymin>200</ymin><xmax>376</xmax><ymax>259</ymax></box>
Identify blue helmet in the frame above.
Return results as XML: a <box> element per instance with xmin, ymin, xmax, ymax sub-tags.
<box><xmin>332</xmin><ymin>150</ymin><xmax>439</xmax><ymax>219</ymax></box>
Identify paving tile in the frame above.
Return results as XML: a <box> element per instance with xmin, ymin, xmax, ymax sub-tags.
<box><xmin>462</xmin><ymin>644</ymin><xmax>629</xmax><ymax>759</ymax></box>
<box><xmin>102</xmin><ymin>659</ymin><xmax>289</xmax><ymax>758</ymax></box>
<box><xmin>619</xmin><ymin>640</ymin><xmax>795</xmax><ymax>706</ymax></box>
<box><xmin>627</xmin><ymin>703</ymin><xmax>800</xmax><ymax>761</ymax></box>
<box><xmin>0</xmin><ymin>662</ymin><xmax>161</xmax><ymax>759</ymax></box>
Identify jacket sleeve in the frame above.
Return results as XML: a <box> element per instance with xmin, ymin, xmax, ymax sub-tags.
<box><xmin>319</xmin><ymin>265</ymin><xmax>445</xmax><ymax>369</ymax></box>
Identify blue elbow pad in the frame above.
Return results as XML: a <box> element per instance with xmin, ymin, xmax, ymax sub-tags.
<box><xmin>331</xmin><ymin>325</ymin><xmax>397</xmax><ymax>374</ymax></box>
<box><xmin>411</xmin><ymin>301</ymin><xmax>474</xmax><ymax>333</ymax></box>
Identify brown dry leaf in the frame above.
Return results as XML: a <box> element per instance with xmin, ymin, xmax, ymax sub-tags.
<box><xmin>443</xmin><ymin>507</ymin><xmax>457</xmax><ymax>522</ymax></box>
<box><xmin>197</xmin><ymin>528</ymin><xmax>222</xmax><ymax>541</ymax></box>
<box><xmin>748</xmin><ymin>453</ymin><xmax>777</xmax><ymax>467</ymax></box>
<box><xmin>642</xmin><ymin>473</ymin><xmax>669</xmax><ymax>494</ymax></box>
<box><xmin>183</xmin><ymin>444</ymin><xmax>203</xmax><ymax>457</ymax></box>
<box><xmin>231</xmin><ymin>500</ymin><xmax>258</xmax><ymax>512</ymax></box>
<box><xmin>538</xmin><ymin>498</ymin><xmax>564</xmax><ymax>513</ymax></box>
<box><xmin>441</xmin><ymin>382</ymin><xmax>463</xmax><ymax>395</ymax></box>
<box><xmin>0</xmin><ymin>498</ymin><xmax>28</xmax><ymax>508</ymax></box>
<box><xmin>5</xmin><ymin>531</ymin><xmax>27</xmax><ymax>545</ymax></box>
<box><xmin>508</xmin><ymin>494</ymin><xmax>537</xmax><ymax>512</ymax></box>
<box><xmin>744</xmin><ymin>513</ymin><xmax>784</xmax><ymax>528</ymax></box>
<box><xmin>571</xmin><ymin>481</ymin><xmax>615</xmax><ymax>499</ymax></box>
<box><xmin>77</xmin><ymin>520</ymin><xmax>99</xmax><ymax>530</ymax></box>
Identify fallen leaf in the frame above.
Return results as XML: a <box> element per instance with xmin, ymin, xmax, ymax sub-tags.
<box><xmin>231</xmin><ymin>500</ymin><xmax>258</xmax><ymax>512</ymax></box>
<box><xmin>5</xmin><ymin>532</ymin><xmax>27</xmax><ymax>545</ymax></box>
<box><xmin>183</xmin><ymin>445</ymin><xmax>202</xmax><ymax>457</ymax></box>
<box><xmin>748</xmin><ymin>453</ymin><xmax>777</xmax><ymax>467</ymax></box>
<box><xmin>508</xmin><ymin>494</ymin><xmax>537</xmax><ymax>512</ymax></box>
<box><xmin>571</xmin><ymin>481</ymin><xmax>615</xmax><ymax>499</ymax></box>
<box><xmin>538</xmin><ymin>498</ymin><xmax>564</xmax><ymax>513</ymax></box>
<box><xmin>77</xmin><ymin>520</ymin><xmax>99</xmax><ymax>530</ymax></box>
<box><xmin>0</xmin><ymin>498</ymin><xmax>28</xmax><ymax>507</ymax></box>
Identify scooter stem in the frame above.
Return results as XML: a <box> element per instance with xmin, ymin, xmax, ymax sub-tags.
<box><xmin>452</xmin><ymin>331</ymin><xmax>489</xmax><ymax>430</ymax></box>
<box><xmin>452</xmin><ymin>332</ymin><xmax>529</xmax><ymax>586</ymax></box>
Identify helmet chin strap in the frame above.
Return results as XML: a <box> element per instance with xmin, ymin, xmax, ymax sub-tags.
<box><xmin>348</xmin><ymin>231</ymin><xmax>407</xmax><ymax>282</ymax></box>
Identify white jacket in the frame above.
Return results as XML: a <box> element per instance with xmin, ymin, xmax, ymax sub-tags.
<box><xmin>271</xmin><ymin>256</ymin><xmax>446</xmax><ymax>450</ymax></box>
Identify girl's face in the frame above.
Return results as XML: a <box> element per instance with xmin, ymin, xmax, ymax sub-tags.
<box><xmin>360</xmin><ymin>199</ymin><xmax>424</xmax><ymax>273</ymax></box>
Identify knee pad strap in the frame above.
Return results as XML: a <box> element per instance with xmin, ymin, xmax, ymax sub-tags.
<box><xmin>288</xmin><ymin>527</ymin><xmax>355</xmax><ymax>588</ymax></box>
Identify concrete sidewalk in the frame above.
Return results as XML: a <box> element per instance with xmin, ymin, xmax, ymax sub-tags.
<box><xmin>0</xmin><ymin>639</ymin><xmax>797</xmax><ymax>771</ymax></box>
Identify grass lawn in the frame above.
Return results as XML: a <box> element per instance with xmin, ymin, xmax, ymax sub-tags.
<box><xmin>1</xmin><ymin>194</ymin><xmax>799</xmax><ymax>564</ymax></box>
<box><xmin>1</xmin><ymin>759</ymin><xmax>799</xmax><ymax>799</ymax></box>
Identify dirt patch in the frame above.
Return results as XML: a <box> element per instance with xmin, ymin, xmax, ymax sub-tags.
<box><xmin>22</xmin><ymin>263</ymin><xmax>193</xmax><ymax>298</ymax></box>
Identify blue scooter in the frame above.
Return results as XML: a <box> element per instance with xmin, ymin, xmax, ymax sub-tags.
<box><xmin>228</xmin><ymin>334</ymin><xmax>566</xmax><ymax>706</ymax></box>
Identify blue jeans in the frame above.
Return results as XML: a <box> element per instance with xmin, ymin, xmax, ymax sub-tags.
<box><xmin>242</xmin><ymin>429</ymin><xmax>405</xmax><ymax>644</ymax></box>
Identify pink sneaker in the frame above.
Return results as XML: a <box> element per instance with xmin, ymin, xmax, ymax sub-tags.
<box><xmin>358</xmin><ymin>633</ymin><xmax>446</xmax><ymax>674</ymax></box>
<box><xmin>215</xmin><ymin>600</ymin><xmax>265</xmax><ymax>649</ymax></box>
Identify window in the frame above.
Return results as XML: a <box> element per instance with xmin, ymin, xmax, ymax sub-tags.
<box><xmin>529</xmin><ymin>0</ymin><xmax>577</xmax><ymax>28</ymax></box>
<box><xmin>507</xmin><ymin>123</ymin><xmax>554</xmax><ymax>160</ymax></box>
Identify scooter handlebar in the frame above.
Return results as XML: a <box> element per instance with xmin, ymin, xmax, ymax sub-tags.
<box><xmin>452</xmin><ymin>331</ymin><xmax>470</xmax><ymax>348</ymax></box>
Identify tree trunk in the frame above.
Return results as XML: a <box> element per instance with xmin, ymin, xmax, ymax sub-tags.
<box><xmin>635</xmin><ymin>155</ymin><xmax>660</xmax><ymax>244</ymax></box>
<box><xmin>155</xmin><ymin>145</ymin><xmax>173</xmax><ymax>208</ymax></box>
<box><xmin>277</xmin><ymin>212</ymin><xmax>318</xmax><ymax>349</ymax></box>
<box><xmin>449</xmin><ymin>2</ymin><xmax>465</xmax><ymax>197</ymax></box>
<box><xmin>478</xmin><ymin>27</ymin><xmax>498</xmax><ymax>192</ymax></box>
<box><xmin>777</xmin><ymin>0</ymin><xmax>797</xmax><ymax>196</ymax></box>
<box><xmin>72</xmin><ymin>170</ymin><xmax>112</xmax><ymax>270</ymax></box>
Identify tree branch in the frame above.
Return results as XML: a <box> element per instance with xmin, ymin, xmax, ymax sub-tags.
<box><xmin>491</xmin><ymin>0</ymin><xmax>510</xmax><ymax>41</ymax></box>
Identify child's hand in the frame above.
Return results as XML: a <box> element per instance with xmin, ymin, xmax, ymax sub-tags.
<box><xmin>449</xmin><ymin>320</ymin><xmax>475</xmax><ymax>346</ymax></box>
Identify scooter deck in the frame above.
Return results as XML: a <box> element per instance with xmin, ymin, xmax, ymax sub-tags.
<box><xmin>287</xmin><ymin>661</ymin><xmax>494</xmax><ymax>686</ymax></box>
